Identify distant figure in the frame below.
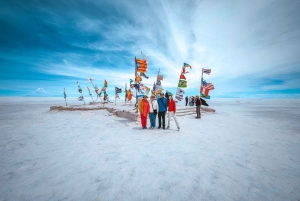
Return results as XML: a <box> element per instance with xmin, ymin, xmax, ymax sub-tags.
<box><xmin>189</xmin><ymin>96</ymin><xmax>194</xmax><ymax>106</ymax></box>
<box><xmin>185</xmin><ymin>96</ymin><xmax>188</xmax><ymax>106</ymax></box>
<box><xmin>157</xmin><ymin>92</ymin><xmax>168</xmax><ymax>129</ymax></box>
<box><xmin>165</xmin><ymin>90</ymin><xmax>169</xmax><ymax>99</ymax></box>
<box><xmin>167</xmin><ymin>95</ymin><xmax>180</xmax><ymax>130</ymax></box>
<box><xmin>195</xmin><ymin>95</ymin><xmax>202</xmax><ymax>118</ymax></box>
<box><xmin>138</xmin><ymin>95</ymin><xmax>150</xmax><ymax>129</ymax></box>
<box><xmin>149</xmin><ymin>95</ymin><xmax>159</xmax><ymax>129</ymax></box>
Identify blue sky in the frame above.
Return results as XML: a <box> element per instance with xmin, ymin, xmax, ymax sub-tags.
<box><xmin>1</xmin><ymin>0</ymin><xmax>300</xmax><ymax>98</ymax></box>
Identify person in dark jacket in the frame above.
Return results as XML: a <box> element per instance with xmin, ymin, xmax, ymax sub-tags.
<box><xmin>157</xmin><ymin>92</ymin><xmax>168</xmax><ymax>129</ymax></box>
<box><xmin>185</xmin><ymin>96</ymin><xmax>188</xmax><ymax>106</ymax></box>
<box><xmin>195</xmin><ymin>95</ymin><xmax>202</xmax><ymax>118</ymax></box>
<box><xmin>165</xmin><ymin>90</ymin><xmax>169</xmax><ymax>99</ymax></box>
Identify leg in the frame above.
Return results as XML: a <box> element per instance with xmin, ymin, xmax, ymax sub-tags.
<box><xmin>167</xmin><ymin>111</ymin><xmax>171</xmax><ymax>127</ymax></box>
<box><xmin>173</xmin><ymin>113</ymin><xmax>179</xmax><ymax>128</ymax></box>
<box><xmin>199</xmin><ymin>106</ymin><xmax>201</xmax><ymax>118</ymax></box>
<box><xmin>140</xmin><ymin>114</ymin><xmax>144</xmax><ymax>128</ymax></box>
<box><xmin>153</xmin><ymin>114</ymin><xmax>156</xmax><ymax>127</ymax></box>
<box><xmin>162</xmin><ymin>111</ymin><xmax>166</xmax><ymax>128</ymax></box>
<box><xmin>158</xmin><ymin>112</ymin><xmax>162</xmax><ymax>128</ymax></box>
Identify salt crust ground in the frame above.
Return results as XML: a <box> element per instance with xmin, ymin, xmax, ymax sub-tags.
<box><xmin>0</xmin><ymin>97</ymin><xmax>299</xmax><ymax>201</ymax></box>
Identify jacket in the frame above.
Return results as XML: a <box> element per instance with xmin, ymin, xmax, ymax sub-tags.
<box><xmin>157</xmin><ymin>98</ymin><xmax>168</xmax><ymax>112</ymax></box>
<box><xmin>195</xmin><ymin>98</ymin><xmax>202</xmax><ymax>106</ymax></box>
<box><xmin>138</xmin><ymin>99</ymin><xmax>150</xmax><ymax>116</ymax></box>
<box><xmin>149</xmin><ymin>100</ymin><xmax>159</xmax><ymax>113</ymax></box>
<box><xmin>167</xmin><ymin>100</ymin><xmax>176</xmax><ymax>113</ymax></box>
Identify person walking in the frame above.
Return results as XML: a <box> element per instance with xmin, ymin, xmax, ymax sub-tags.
<box><xmin>149</xmin><ymin>95</ymin><xmax>159</xmax><ymax>129</ymax></box>
<box><xmin>185</xmin><ymin>96</ymin><xmax>188</xmax><ymax>106</ymax></box>
<box><xmin>167</xmin><ymin>95</ymin><xmax>180</xmax><ymax>130</ymax></box>
<box><xmin>195</xmin><ymin>95</ymin><xmax>202</xmax><ymax>118</ymax></box>
<box><xmin>138</xmin><ymin>95</ymin><xmax>150</xmax><ymax>129</ymax></box>
<box><xmin>157</xmin><ymin>92</ymin><xmax>168</xmax><ymax>129</ymax></box>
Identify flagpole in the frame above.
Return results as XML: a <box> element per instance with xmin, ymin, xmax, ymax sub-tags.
<box><xmin>200</xmin><ymin>68</ymin><xmax>204</xmax><ymax>97</ymax></box>
<box><xmin>64</xmin><ymin>87</ymin><xmax>67</xmax><ymax>106</ymax></box>
<box><xmin>135</xmin><ymin>56</ymin><xmax>138</xmax><ymax>113</ymax></box>
<box><xmin>125</xmin><ymin>83</ymin><xmax>127</xmax><ymax>105</ymax></box>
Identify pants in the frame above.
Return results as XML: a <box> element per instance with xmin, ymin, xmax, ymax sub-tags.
<box><xmin>185</xmin><ymin>101</ymin><xmax>188</xmax><ymax>106</ymax></box>
<box><xmin>140</xmin><ymin>114</ymin><xmax>147</xmax><ymax>127</ymax></box>
<box><xmin>168</xmin><ymin>111</ymin><xmax>179</xmax><ymax>128</ymax></box>
<box><xmin>196</xmin><ymin>105</ymin><xmax>201</xmax><ymax>118</ymax></box>
<box><xmin>149</xmin><ymin>113</ymin><xmax>156</xmax><ymax>128</ymax></box>
<box><xmin>158</xmin><ymin>111</ymin><xmax>166</xmax><ymax>128</ymax></box>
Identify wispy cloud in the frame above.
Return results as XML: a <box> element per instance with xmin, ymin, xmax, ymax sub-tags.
<box><xmin>1</xmin><ymin>0</ymin><xmax>300</xmax><ymax>97</ymax></box>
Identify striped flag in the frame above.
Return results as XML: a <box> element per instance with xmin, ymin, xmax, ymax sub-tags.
<box><xmin>203</xmin><ymin>68</ymin><xmax>211</xmax><ymax>75</ymax></box>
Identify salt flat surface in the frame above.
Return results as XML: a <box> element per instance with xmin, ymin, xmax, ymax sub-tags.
<box><xmin>0</xmin><ymin>98</ymin><xmax>300</xmax><ymax>201</ymax></box>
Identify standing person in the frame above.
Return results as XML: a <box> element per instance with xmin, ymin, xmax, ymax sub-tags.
<box><xmin>149</xmin><ymin>95</ymin><xmax>159</xmax><ymax>129</ymax></box>
<box><xmin>157</xmin><ymin>92</ymin><xmax>168</xmax><ymax>129</ymax></box>
<box><xmin>185</xmin><ymin>96</ymin><xmax>188</xmax><ymax>106</ymax></box>
<box><xmin>138</xmin><ymin>95</ymin><xmax>150</xmax><ymax>129</ymax></box>
<box><xmin>195</xmin><ymin>95</ymin><xmax>202</xmax><ymax>118</ymax></box>
<box><xmin>165</xmin><ymin>90</ymin><xmax>169</xmax><ymax>99</ymax></box>
<box><xmin>167</xmin><ymin>95</ymin><xmax>180</xmax><ymax>130</ymax></box>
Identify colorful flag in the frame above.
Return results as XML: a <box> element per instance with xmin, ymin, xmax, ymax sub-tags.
<box><xmin>88</xmin><ymin>77</ymin><xmax>92</xmax><ymax>82</ymax></box>
<box><xmin>157</xmin><ymin>75</ymin><xmax>163</xmax><ymax>81</ymax></box>
<box><xmin>104</xmin><ymin>80</ymin><xmax>108</xmax><ymax>87</ymax></box>
<box><xmin>178</xmin><ymin>80</ymin><xmax>187</xmax><ymax>88</ymax></box>
<box><xmin>203</xmin><ymin>68</ymin><xmax>211</xmax><ymax>75</ymax></box>
<box><xmin>115</xmin><ymin>87</ymin><xmax>122</xmax><ymax>93</ymax></box>
<box><xmin>183</xmin><ymin>63</ymin><xmax>192</xmax><ymax>68</ymax></box>
<box><xmin>135</xmin><ymin>58</ymin><xmax>148</xmax><ymax>73</ymax></box>
<box><xmin>130</xmin><ymin>79</ymin><xmax>134</xmax><ymax>83</ymax></box>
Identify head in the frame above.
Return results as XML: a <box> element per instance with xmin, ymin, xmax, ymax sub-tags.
<box><xmin>160</xmin><ymin>93</ymin><xmax>164</xmax><ymax>98</ymax></box>
<box><xmin>150</xmin><ymin>95</ymin><xmax>155</xmax><ymax>100</ymax></box>
<box><xmin>143</xmin><ymin>95</ymin><xmax>148</xmax><ymax>99</ymax></box>
<box><xmin>168</xmin><ymin>95</ymin><xmax>173</xmax><ymax>100</ymax></box>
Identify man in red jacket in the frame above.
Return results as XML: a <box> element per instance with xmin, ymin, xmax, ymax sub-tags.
<box><xmin>167</xmin><ymin>95</ymin><xmax>180</xmax><ymax>130</ymax></box>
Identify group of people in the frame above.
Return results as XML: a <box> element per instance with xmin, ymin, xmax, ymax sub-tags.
<box><xmin>138</xmin><ymin>92</ymin><xmax>180</xmax><ymax>130</ymax></box>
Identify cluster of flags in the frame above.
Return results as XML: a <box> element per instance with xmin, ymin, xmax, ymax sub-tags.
<box><xmin>152</xmin><ymin>70</ymin><xmax>164</xmax><ymax>96</ymax></box>
<box><xmin>88</xmin><ymin>77</ymin><xmax>109</xmax><ymax>102</ymax></box>
<box><xmin>200</xmin><ymin>69</ymin><xmax>215</xmax><ymax>99</ymax></box>
<box><xmin>175</xmin><ymin>63</ymin><xmax>192</xmax><ymax>101</ymax></box>
<box><xmin>130</xmin><ymin>56</ymin><xmax>150</xmax><ymax>99</ymax></box>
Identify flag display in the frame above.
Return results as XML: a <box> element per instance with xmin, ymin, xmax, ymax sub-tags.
<box><xmin>203</xmin><ymin>68</ymin><xmax>211</xmax><ymax>75</ymax></box>
<box><xmin>178</xmin><ymin>80</ymin><xmax>187</xmax><ymax>88</ymax></box>
<box><xmin>115</xmin><ymin>87</ymin><xmax>122</xmax><ymax>93</ymax></box>
<box><xmin>135</xmin><ymin>58</ymin><xmax>148</xmax><ymax>73</ymax></box>
<box><xmin>176</xmin><ymin>63</ymin><xmax>192</xmax><ymax>101</ymax></box>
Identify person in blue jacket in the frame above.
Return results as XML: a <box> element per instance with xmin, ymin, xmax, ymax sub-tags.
<box><xmin>157</xmin><ymin>92</ymin><xmax>168</xmax><ymax>129</ymax></box>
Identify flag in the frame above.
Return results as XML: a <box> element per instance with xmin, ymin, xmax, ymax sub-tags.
<box><xmin>140</xmin><ymin>72</ymin><xmax>149</xmax><ymax>79</ymax></box>
<box><xmin>130</xmin><ymin>79</ymin><xmax>134</xmax><ymax>83</ymax></box>
<box><xmin>100</xmin><ymin>87</ymin><xmax>106</xmax><ymax>92</ymax></box>
<box><xmin>202</xmin><ymin>80</ymin><xmax>207</xmax><ymax>86</ymax></box>
<box><xmin>203</xmin><ymin>68</ymin><xmax>211</xmax><ymax>75</ymax></box>
<box><xmin>104</xmin><ymin>80</ymin><xmax>108</xmax><ymax>87</ymax></box>
<box><xmin>178</xmin><ymin>80</ymin><xmax>187</xmax><ymax>88</ymax></box>
<box><xmin>183</xmin><ymin>63</ymin><xmax>192</xmax><ymax>68</ymax></box>
<box><xmin>78</xmin><ymin>95</ymin><xmax>84</xmax><ymax>101</ymax></box>
<box><xmin>157</xmin><ymin>75</ymin><xmax>163</xmax><ymax>80</ymax></box>
<box><xmin>93</xmin><ymin>85</ymin><xmax>98</xmax><ymax>90</ymax></box>
<box><xmin>135</xmin><ymin>58</ymin><xmax>148</xmax><ymax>73</ymax></box>
<box><xmin>63</xmin><ymin>88</ymin><xmax>67</xmax><ymax>99</ymax></box>
<box><xmin>88</xmin><ymin>77</ymin><xmax>92</xmax><ymax>82</ymax></box>
<box><xmin>115</xmin><ymin>87</ymin><xmax>122</xmax><ymax>93</ymax></box>
<box><xmin>156</xmin><ymin>79</ymin><xmax>161</xmax><ymax>86</ymax></box>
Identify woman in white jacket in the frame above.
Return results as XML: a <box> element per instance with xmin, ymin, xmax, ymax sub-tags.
<box><xmin>148</xmin><ymin>95</ymin><xmax>159</xmax><ymax>129</ymax></box>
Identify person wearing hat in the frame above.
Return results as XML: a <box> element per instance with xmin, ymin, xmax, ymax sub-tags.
<box><xmin>157</xmin><ymin>92</ymin><xmax>168</xmax><ymax>129</ymax></box>
<box><xmin>195</xmin><ymin>95</ymin><xmax>202</xmax><ymax>118</ymax></box>
<box><xmin>138</xmin><ymin>95</ymin><xmax>150</xmax><ymax>129</ymax></box>
<box><xmin>167</xmin><ymin>94</ymin><xmax>180</xmax><ymax>130</ymax></box>
<box><xmin>148</xmin><ymin>95</ymin><xmax>159</xmax><ymax>129</ymax></box>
